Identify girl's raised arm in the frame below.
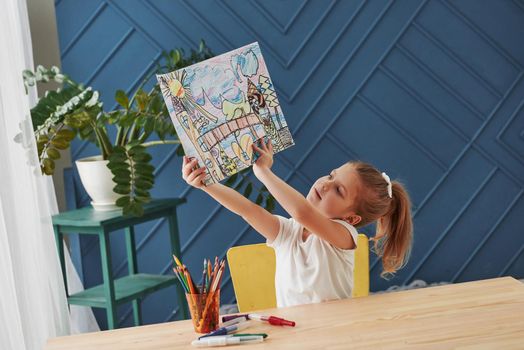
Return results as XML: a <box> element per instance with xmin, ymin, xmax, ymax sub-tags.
<box><xmin>252</xmin><ymin>142</ymin><xmax>355</xmax><ymax>250</ymax></box>
<box><xmin>182</xmin><ymin>156</ymin><xmax>280</xmax><ymax>241</ymax></box>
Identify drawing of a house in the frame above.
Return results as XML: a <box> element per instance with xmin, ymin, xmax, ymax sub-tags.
<box><xmin>157</xmin><ymin>42</ymin><xmax>294</xmax><ymax>185</ymax></box>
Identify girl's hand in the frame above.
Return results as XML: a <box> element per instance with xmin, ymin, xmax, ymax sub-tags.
<box><xmin>252</xmin><ymin>138</ymin><xmax>274</xmax><ymax>175</ymax></box>
<box><xmin>182</xmin><ymin>156</ymin><xmax>207</xmax><ymax>188</ymax></box>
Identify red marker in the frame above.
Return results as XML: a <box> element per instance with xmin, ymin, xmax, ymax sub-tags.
<box><xmin>248</xmin><ymin>313</ymin><xmax>296</xmax><ymax>327</ymax></box>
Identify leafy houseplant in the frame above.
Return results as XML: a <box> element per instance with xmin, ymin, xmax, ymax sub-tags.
<box><xmin>25</xmin><ymin>41</ymin><xmax>275</xmax><ymax>216</ymax></box>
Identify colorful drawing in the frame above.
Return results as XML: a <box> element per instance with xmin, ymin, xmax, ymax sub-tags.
<box><xmin>157</xmin><ymin>42</ymin><xmax>294</xmax><ymax>185</ymax></box>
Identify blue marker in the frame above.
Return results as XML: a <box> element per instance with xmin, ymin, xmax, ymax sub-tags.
<box><xmin>198</xmin><ymin>321</ymin><xmax>250</xmax><ymax>339</ymax></box>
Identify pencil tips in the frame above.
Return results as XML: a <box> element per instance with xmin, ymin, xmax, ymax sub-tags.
<box><xmin>173</xmin><ymin>254</ymin><xmax>183</xmax><ymax>268</ymax></box>
<box><xmin>171</xmin><ymin>256</ymin><xmax>226</xmax><ymax>296</ymax></box>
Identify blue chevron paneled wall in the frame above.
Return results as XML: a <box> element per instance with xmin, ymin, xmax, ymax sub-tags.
<box><xmin>55</xmin><ymin>0</ymin><xmax>524</xmax><ymax>329</ymax></box>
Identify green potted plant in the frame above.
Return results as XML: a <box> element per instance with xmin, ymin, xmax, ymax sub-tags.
<box><xmin>24</xmin><ymin>41</ymin><xmax>275</xmax><ymax>216</ymax></box>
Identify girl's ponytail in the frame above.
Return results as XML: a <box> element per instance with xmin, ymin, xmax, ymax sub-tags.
<box><xmin>351</xmin><ymin>161</ymin><xmax>413</xmax><ymax>278</ymax></box>
<box><xmin>374</xmin><ymin>181</ymin><xmax>413</xmax><ymax>278</ymax></box>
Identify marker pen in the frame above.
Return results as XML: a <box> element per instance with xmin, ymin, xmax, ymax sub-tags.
<box><xmin>232</xmin><ymin>334</ymin><xmax>268</xmax><ymax>338</ymax></box>
<box><xmin>248</xmin><ymin>313</ymin><xmax>296</xmax><ymax>326</ymax></box>
<box><xmin>198</xmin><ymin>321</ymin><xmax>250</xmax><ymax>339</ymax></box>
<box><xmin>191</xmin><ymin>335</ymin><xmax>264</xmax><ymax>347</ymax></box>
<box><xmin>221</xmin><ymin>314</ymin><xmax>248</xmax><ymax>323</ymax></box>
<box><xmin>221</xmin><ymin>316</ymin><xmax>248</xmax><ymax>327</ymax></box>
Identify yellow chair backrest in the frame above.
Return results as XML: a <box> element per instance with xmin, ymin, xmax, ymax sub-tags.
<box><xmin>227</xmin><ymin>234</ymin><xmax>369</xmax><ymax>312</ymax></box>
<box><xmin>352</xmin><ymin>234</ymin><xmax>370</xmax><ymax>298</ymax></box>
<box><xmin>227</xmin><ymin>243</ymin><xmax>277</xmax><ymax>312</ymax></box>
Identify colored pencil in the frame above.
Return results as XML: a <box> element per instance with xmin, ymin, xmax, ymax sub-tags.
<box><xmin>212</xmin><ymin>260</ymin><xmax>225</xmax><ymax>292</ymax></box>
<box><xmin>207</xmin><ymin>260</ymin><xmax>212</xmax><ymax>292</ymax></box>
<box><xmin>173</xmin><ymin>268</ymin><xmax>188</xmax><ymax>293</ymax></box>
<box><xmin>200</xmin><ymin>259</ymin><xmax>207</xmax><ymax>295</ymax></box>
<box><xmin>184</xmin><ymin>265</ymin><xmax>197</xmax><ymax>295</ymax></box>
<box><xmin>171</xmin><ymin>255</ymin><xmax>227</xmax><ymax>328</ymax></box>
<box><xmin>173</xmin><ymin>254</ymin><xmax>183</xmax><ymax>268</ymax></box>
<box><xmin>176</xmin><ymin>266</ymin><xmax>187</xmax><ymax>289</ymax></box>
<box><xmin>216</xmin><ymin>260</ymin><xmax>226</xmax><ymax>290</ymax></box>
<box><xmin>200</xmin><ymin>259</ymin><xmax>225</xmax><ymax>324</ymax></box>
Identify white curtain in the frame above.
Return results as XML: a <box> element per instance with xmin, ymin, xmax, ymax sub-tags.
<box><xmin>0</xmin><ymin>1</ymin><xmax>99</xmax><ymax>349</ymax></box>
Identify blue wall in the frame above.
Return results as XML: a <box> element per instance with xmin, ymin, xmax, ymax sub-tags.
<box><xmin>55</xmin><ymin>0</ymin><xmax>524</xmax><ymax>329</ymax></box>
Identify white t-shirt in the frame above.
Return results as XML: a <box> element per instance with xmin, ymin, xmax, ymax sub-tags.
<box><xmin>266</xmin><ymin>215</ymin><xmax>359</xmax><ymax>308</ymax></box>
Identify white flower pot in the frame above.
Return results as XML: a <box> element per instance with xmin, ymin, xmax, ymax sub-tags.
<box><xmin>76</xmin><ymin>155</ymin><xmax>121</xmax><ymax>211</ymax></box>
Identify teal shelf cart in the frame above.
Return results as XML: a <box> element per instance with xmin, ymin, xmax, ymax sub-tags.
<box><xmin>52</xmin><ymin>198</ymin><xmax>188</xmax><ymax>329</ymax></box>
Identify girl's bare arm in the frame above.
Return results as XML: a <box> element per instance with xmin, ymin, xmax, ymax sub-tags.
<box><xmin>182</xmin><ymin>157</ymin><xmax>279</xmax><ymax>241</ymax></box>
<box><xmin>252</xmin><ymin>142</ymin><xmax>355</xmax><ymax>249</ymax></box>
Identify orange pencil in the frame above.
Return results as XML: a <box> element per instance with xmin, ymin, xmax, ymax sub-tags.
<box><xmin>216</xmin><ymin>260</ymin><xmax>226</xmax><ymax>290</ymax></box>
<box><xmin>183</xmin><ymin>265</ymin><xmax>197</xmax><ymax>295</ymax></box>
<box><xmin>181</xmin><ymin>265</ymin><xmax>199</xmax><ymax>320</ymax></box>
<box><xmin>200</xmin><ymin>277</ymin><xmax>219</xmax><ymax>324</ymax></box>
<box><xmin>210</xmin><ymin>261</ymin><xmax>218</xmax><ymax>291</ymax></box>
<box><xmin>200</xmin><ymin>261</ymin><xmax>225</xmax><ymax>324</ymax></box>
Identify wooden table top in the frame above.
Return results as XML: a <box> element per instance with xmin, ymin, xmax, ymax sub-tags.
<box><xmin>46</xmin><ymin>277</ymin><xmax>524</xmax><ymax>349</ymax></box>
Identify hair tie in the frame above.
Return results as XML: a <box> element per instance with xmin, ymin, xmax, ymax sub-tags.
<box><xmin>381</xmin><ymin>172</ymin><xmax>392</xmax><ymax>198</ymax></box>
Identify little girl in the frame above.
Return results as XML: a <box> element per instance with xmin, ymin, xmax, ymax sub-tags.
<box><xmin>182</xmin><ymin>139</ymin><xmax>413</xmax><ymax>307</ymax></box>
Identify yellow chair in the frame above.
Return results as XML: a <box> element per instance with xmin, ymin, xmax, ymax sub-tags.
<box><xmin>352</xmin><ymin>233</ymin><xmax>370</xmax><ymax>298</ymax></box>
<box><xmin>227</xmin><ymin>234</ymin><xmax>369</xmax><ymax>312</ymax></box>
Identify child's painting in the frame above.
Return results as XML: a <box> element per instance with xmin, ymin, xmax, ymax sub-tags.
<box><xmin>157</xmin><ymin>42</ymin><xmax>294</xmax><ymax>185</ymax></box>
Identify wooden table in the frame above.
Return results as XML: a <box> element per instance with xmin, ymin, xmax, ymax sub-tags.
<box><xmin>46</xmin><ymin>277</ymin><xmax>524</xmax><ymax>349</ymax></box>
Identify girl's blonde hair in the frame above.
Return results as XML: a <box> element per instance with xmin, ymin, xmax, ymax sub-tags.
<box><xmin>350</xmin><ymin>161</ymin><xmax>413</xmax><ymax>278</ymax></box>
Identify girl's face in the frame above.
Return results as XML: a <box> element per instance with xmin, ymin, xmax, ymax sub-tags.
<box><xmin>306</xmin><ymin>163</ymin><xmax>362</xmax><ymax>225</ymax></box>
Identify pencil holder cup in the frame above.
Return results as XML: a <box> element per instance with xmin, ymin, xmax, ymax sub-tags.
<box><xmin>185</xmin><ymin>290</ymin><xmax>220</xmax><ymax>333</ymax></box>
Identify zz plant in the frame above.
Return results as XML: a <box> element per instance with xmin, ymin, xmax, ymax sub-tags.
<box><xmin>24</xmin><ymin>41</ymin><xmax>275</xmax><ymax>216</ymax></box>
